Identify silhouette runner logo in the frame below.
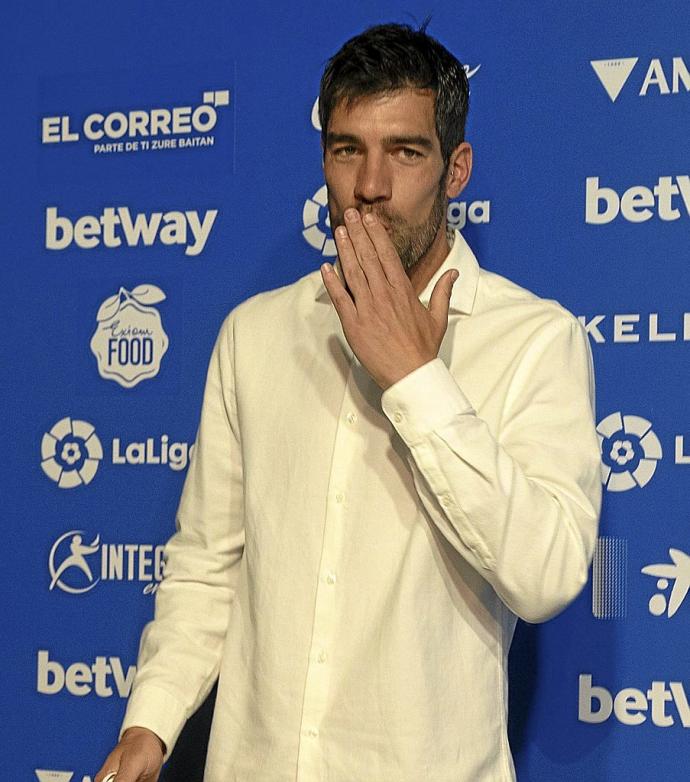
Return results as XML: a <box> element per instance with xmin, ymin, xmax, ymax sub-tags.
<box><xmin>90</xmin><ymin>284</ymin><xmax>169</xmax><ymax>388</ymax></box>
<box><xmin>41</xmin><ymin>417</ymin><xmax>103</xmax><ymax>489</ymax></box>
<box><xmin>642</xmin><ymin>548</ymin><xmax>690</xmax><ymax>618</ymax></box>
<box><xmin>302</xmin><ymin>185</ymin><xmax>336</xmax><ymax>257</ymax></box>
<box><xmin>48</xmin><ymin>530</ymin><xmax>101</xmax><ymax>594</ymax></box>
<box><xmin>590</xmin><ymin>58</ymin><xmax>638</xmax><ymax>102</ymax></box>
<box><xmin>596</xmin><ymin>412</ymin><xmax>662</xmax><ymax>491</ymax></box>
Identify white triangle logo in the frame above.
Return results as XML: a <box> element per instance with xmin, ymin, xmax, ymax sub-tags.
<box><xmin>35</xmin><ymin>772</ymin><xmax>74</xmax><ymax>782</ymax></box>
<box><xmin>590</xmin><ymin>58</ymin><xmax>639</xmax><ymax>102</ymax></box>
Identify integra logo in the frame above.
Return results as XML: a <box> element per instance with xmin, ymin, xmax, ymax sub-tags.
<box><xmin>41</xmin><ymin>89</ymin><xmax>230</xmax><ymax>154</ymax></box>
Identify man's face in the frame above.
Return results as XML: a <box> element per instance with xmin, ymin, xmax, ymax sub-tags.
<box><xmin>323</xmin><ymin>88</ymin><xmax>448</xmax><ymax>270</ymax></box>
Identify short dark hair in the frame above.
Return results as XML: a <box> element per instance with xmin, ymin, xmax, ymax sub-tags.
<box><xmin>319</xmin><ymin>22</ymin><xmax>469</xmax><ymax>165</ymax></box>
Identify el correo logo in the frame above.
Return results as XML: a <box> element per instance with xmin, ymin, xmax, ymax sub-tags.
<box><xmin>41</xmin><ymin>89</ymin><xmax>230</xmax><ymax>146</ymax></box>
<box><xmin>90</xmin><ymin>284</ymin><xmax>169</xmax><ymax>388</ymax></box>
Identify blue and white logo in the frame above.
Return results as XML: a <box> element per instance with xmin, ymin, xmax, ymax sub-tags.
<box><xmin>642</xmin><ymin>548</ymin><xmax>690</xmax><ymax>618</ymax></box>
<box><xmin>40</xmin><ymin>417</ymin><xmax>103</xmax><ymax>489</ymax></box>
<box><xmin>302</xmin><ymin>185</ymin><xmax>336</xmax><ymax>257</ymax></box>
<box><xmin>597</xmin><ymin>412</ymin><xmax>662</xmax><ymax>491</ymax></box>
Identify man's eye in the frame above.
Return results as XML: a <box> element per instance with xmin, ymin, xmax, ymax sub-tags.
<box><xmin>333</xmin><ymin>145</ymin><xmax>357</xmax><ymax>157</ymax></box>
<box><xmin>398</xmin><ymin>148</ymin><xmax>422</xmax><ymax>160</ymax></box>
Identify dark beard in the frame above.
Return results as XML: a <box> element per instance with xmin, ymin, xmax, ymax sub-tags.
<box><xmin>374</xmin><ymin>182</ymin><xmax>447</xmax><ymax>270</ymax></box>
<box><xmin>329</xmin><ymin>177</ymin><xmax>448</xmax><ymax>271</ymax></box>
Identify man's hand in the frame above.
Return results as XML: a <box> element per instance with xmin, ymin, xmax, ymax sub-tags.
<box><xmin>95</xmin><ymin>727</ymin><xmax>165</xmax><ymax>782</ymax></box>
<box><xmin>320</xmin><ymin>208</ymin><xmax>458</xmax><ymax>390</ymax></box>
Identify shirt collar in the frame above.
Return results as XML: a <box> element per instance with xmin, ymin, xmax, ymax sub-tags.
<box><xmin>314</xmin><ymin>229</ymin><xmax>479</xmax><ymax>316</ymax></box>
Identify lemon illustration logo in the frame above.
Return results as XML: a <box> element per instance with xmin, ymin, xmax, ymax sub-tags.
<box><xmin>41</xmin><ymin>417</ymin><xmax>103</xmax><ymax>489</ymax></box>
<box><xmin>90</xmin><ymin>284</ymin><xmax>169</xmax><ymax>388</ymax></box>
<box><xmin>597</xmin><ymin>412</ymin><xmax>662</xmax><ymax>491</ymax></box>
<box><xmin>302</xmin><ymin>185</ymin><xmax>336</xmax><ymax>257</ymax></box>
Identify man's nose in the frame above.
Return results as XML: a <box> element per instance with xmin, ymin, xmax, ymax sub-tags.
<box><xmin>353</xmin><ymin>153</ymin><xmax>392</xmax><ymax>204</ymax></box>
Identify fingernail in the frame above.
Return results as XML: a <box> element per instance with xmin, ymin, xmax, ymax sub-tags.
<box><xmin>336</xmin><ymin>225</ymin><xmax>347</xmax><ymax>238</ymax></box>
<box><xmin>451</xmin><ymin>270</ymin><xmax>459</xmax><ymax>282</ymax></box>
<box><xmin>345</xmin><ymin>208</ymin><xmax>359</xmax><ymax>222</ymax></box>
<box><xmin>321</xmin><ymin>263</ymin><xmax>332</xmax><ymax>274</ymax></box>
<box><xmin>363</xmin><ymin>212</ymin><xmax>375</xmax><ymax>225</ymax></box>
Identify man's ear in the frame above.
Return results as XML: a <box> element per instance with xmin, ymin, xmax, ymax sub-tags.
<box><xmin>445</xmin><ymin>142</ymin><xmax>472</xmax><ymax>199</ymax></box>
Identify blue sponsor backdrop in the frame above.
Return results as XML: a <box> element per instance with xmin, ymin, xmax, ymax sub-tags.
<box><xmin>3</xmin><ymin>1</ymin><xmax>689</xmax><ymax>779</ymax></box>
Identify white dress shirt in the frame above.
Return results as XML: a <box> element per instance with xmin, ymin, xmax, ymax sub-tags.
<box><xmin>121</xmin><ymin>230</ymin><xmax>601</xmax><ymax>781</ymax></box>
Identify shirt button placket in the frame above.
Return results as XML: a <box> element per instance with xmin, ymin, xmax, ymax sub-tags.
<box><xmin>296</xmin><ymin>367</ymin><xmax>358</xmax><ymax>780</ymax></box>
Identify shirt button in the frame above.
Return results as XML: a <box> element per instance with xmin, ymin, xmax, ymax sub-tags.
<box><xmin>346</xmin><ymin>411</ymin><xmax>357</xmax><ymax>425</ymax></box>
<box><xmin>335</xmin><ymin>492</ymin><xmax>344</xmax><ymax>504</ymax></box>
<box><xmin>441</xmin><ymin>494</ymin><xmax>453</xmax><ymax>507</ymax></box>
<box><xmin>308</xmin><ymin>728</ymin><xmax>319</xmax><ymax>738</ymax></box>
<box><xmin>317</xmin><ymin>650</ymin><xmax>327</xmax><ymax>663</ymax></box>
<box><xmin>393</xmin><ymin>411</ymin><xmax>403</xmax><ymax>423</ymax></box>
<box><xmin>326</xmin><ymin>572</ymin><xmax>337</xmax><ymax>585</ymax></box>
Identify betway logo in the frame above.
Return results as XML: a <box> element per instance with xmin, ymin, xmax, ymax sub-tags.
<box><xmin>591</xmin><ymin>56</ymin><xmax>690</xmax><ymax>102</ymax></box>
<box><xmin>585</xmin><ymin>176</ymin><xmax>690</xmax><ymax>225</ymax></box>
<box><xmin>579</xmin><ymin>674</ymin><xmax>690</xmax><ymax>728</ymax></box>
<box><xmin>36</xmin><ymin>650</ymin><xmax>136</xmax><ymax>698</ymax></box>
<box><xmin>45</xmin><ymin>206</ymin><xmax>217</xmax><ymax>256</ymax></box>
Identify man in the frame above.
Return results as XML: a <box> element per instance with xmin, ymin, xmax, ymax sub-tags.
<box><xmin>97</xmin><ymin>23</ymin><xmax>601</xmax><ymax>782</ymax></box>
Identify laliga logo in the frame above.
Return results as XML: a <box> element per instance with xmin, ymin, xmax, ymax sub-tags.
<box><xmin>48</xmin><ymin>531</ymin><xmax>100</xmax><ymax>594</ymax></box>
<box><xmin>596</xmin><ymin>412</ymin><xmax>662</xmax><ymax>492</ymax></box>
<box><xmin>303</xmin><ymin>185</ymin><xmax>336</xmax><ymax>257</ymax></box>
<box><xmin>642</xmin><ymin>548</ymin><xmax>690</xmax><ymax>618</ymax></box>
<box><xmin>41</xmin><ymin>417</ymin><xmax>103</xmax><ymax>489</ymax></box>
<box><xmin>302</xmin><ymin>185</ymin><xmax>491</xmax><ymax>257</ymax></box>
<box><xmin>90</xmin><ymin>284</ymin><xmax>169</xmax><ymax>388</ymax></box>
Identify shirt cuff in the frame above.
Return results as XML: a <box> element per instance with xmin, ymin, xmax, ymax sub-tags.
<box><xmin>120</xmin><ymin>682</ymin><xmax>189</xmax><ymax>761</ymax></box>
<box><xmin>381</xmin><ymin>358</ymin><xmax>475</xmax><ymax>445</ymax></box>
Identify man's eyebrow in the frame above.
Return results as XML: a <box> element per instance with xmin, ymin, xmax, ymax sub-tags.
<box><xmin>325</xmin><ymin>132</ymin><xmax>361</xmax><ymax>146</ymax></box>
<box><xmin>325</xmin><ymin>133</ymin><xmax>434</xmax><ymax>150</ymax></box>
<box><xmin>383</xmin><ymin>134</ymin><xmax>434</xmax><ymax>150</ymax></box>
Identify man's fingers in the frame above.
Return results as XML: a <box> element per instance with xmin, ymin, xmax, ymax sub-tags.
<box><xmin>114</xmin><ymin>751</ymin><xmax>158</xmax><ymax>782</ymax></box>
<box><xmin>360</xmin><ymin>212</ymin><xmax>408</xmax><ymax>287</ymax></box>
<box><xmin>428</xmin><ymin>269</ymin><xmax>459</xmax><ymax>328</ymax></box>
<box><xmin>321</xmin><ymin>262</ymin><xmax>357</xmax><ymax>325</ymax></box>
<box><xmin>343</xmin><ymin>209</ymin><xmax>389</xmax><ymax>291</ymax></box>
<box><xmin>334</xmin><ymin>225</ymin><xmax>370</xmax><ymax>301</ymax></box>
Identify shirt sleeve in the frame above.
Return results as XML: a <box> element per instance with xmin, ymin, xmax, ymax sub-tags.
<box><xmin>120</xmin><ymin>314</ymin><xmax>245</xmax><ymax>755</ymax></box>
<box><xmin>380</xmin><ymin>315</ymin><xmax>602</xmax><ymax>624</ymax></box>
